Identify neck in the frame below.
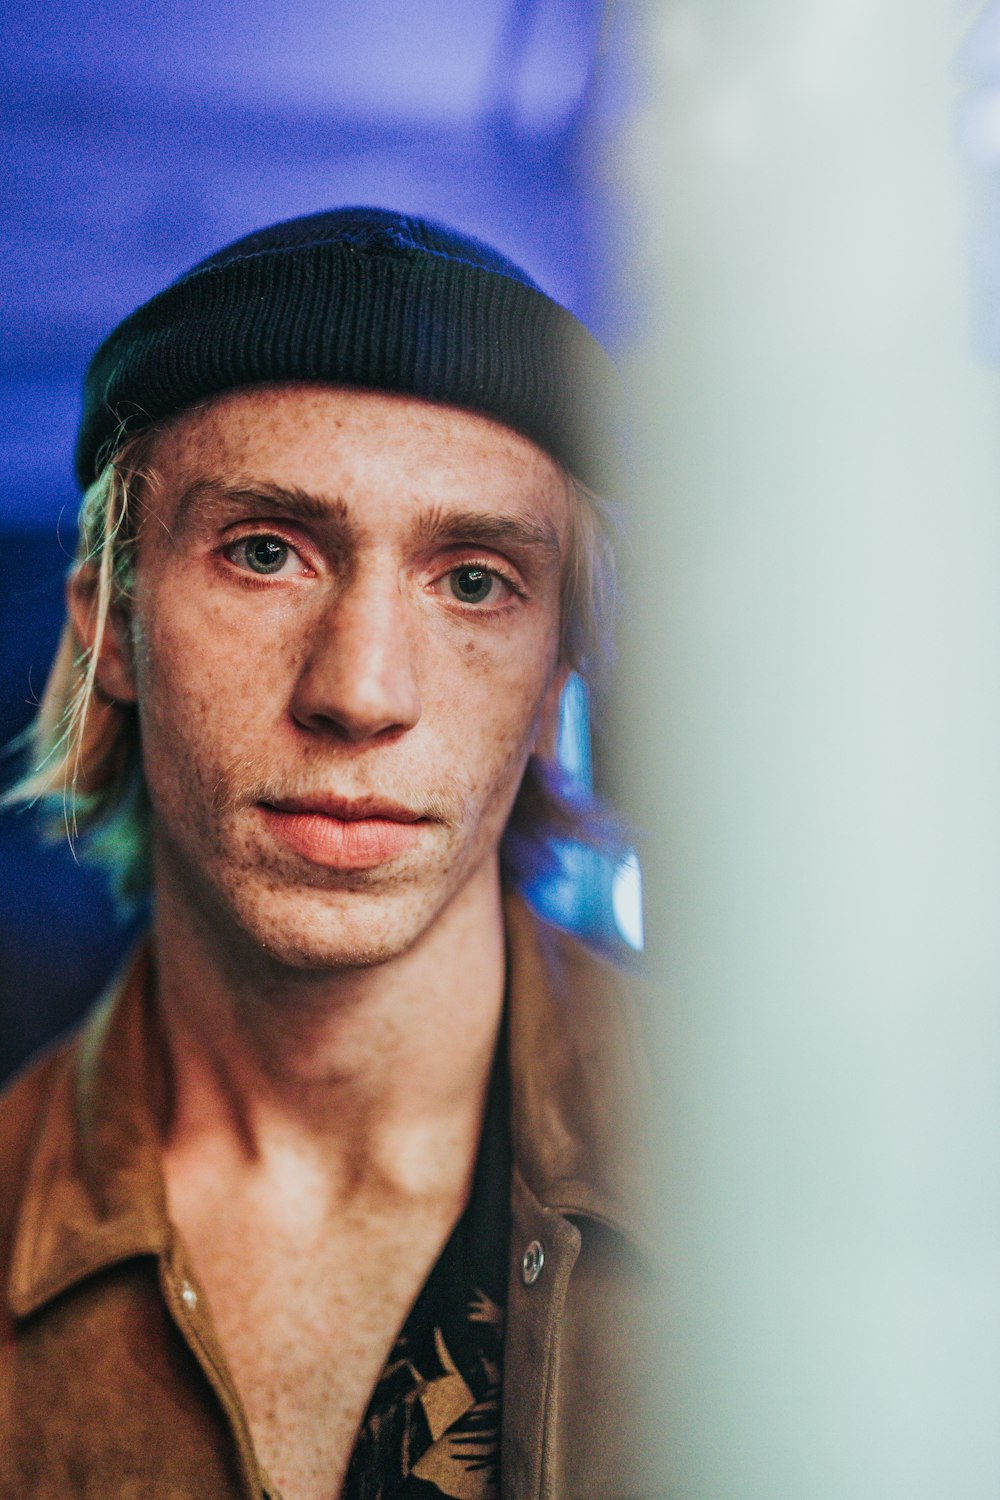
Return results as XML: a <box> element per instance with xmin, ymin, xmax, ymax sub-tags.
<box><xmin>152</xmin><ymin>861</ymin><xmax>507</xmax><ymax>1204</ymax></box>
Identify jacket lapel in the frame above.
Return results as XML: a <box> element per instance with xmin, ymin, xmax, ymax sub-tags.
<box><xmin>503</xmin><ymin>891</ymin><xmax>653</xmax><ymax>1252</ymax></box>
<box><xmin>501</xmin><ymin>893</ymin><xmax>655</xmax><ymax>1500</ymax></box>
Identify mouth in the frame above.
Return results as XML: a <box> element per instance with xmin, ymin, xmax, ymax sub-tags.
<box><xmin>257</xmin><ymin>796</ymin><xmax>429</xmax><ymax>869</ymax></box>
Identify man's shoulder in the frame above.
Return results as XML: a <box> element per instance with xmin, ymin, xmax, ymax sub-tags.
<box><xmin>543</xmin><ymin>914</ymin><xmax>648</xmax><ymax>1010</ymax></box>
<box><xmin>0</xmin><ymin>1035</ymin><xmax>77</xmax><ymax>1169</ymax></box>
<box><xmin>505</xmin><ymin>896</ymin><xmax>655</xmax><ymax>1249</ymax></box>
<box><xmin>508</xmin><ymin>896</ymin><xmax>652</xmax><ymax>1084</ymax></box>
<box><xmin>0</xmin><ymin>1034</ymin><xmax>78</xmax><ymax>1262</ymax></box>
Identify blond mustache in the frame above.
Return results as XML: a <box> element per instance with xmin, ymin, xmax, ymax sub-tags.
<box><xmin>209</xmin><ymin>755</ymin><xmax>468</xmax><ymax>825</ymax></box>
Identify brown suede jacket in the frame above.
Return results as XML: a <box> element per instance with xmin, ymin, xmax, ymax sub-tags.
<box><xmin>0</xmin><ymin>894</ymin><xmax>660</xmax><ymax>1499</ymax></box>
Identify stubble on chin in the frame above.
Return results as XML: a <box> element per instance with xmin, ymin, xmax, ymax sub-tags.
<box><xmin>155</xmin><ymin>812</ymin><xmax>461</xmax><ymax>975</ymax></box>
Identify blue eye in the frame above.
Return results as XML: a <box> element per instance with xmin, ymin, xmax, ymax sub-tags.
<box><xmin>243</xmin><ymin>537</ymin><xmax>289</xmax><ymax>574</ymax></box>
<box><xmin>449</xmin><ymin>566</ymin><xmax>495</xmax><ymax>603</ymax></box>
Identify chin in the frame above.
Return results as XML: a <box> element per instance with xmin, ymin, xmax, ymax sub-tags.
<box><xmin>155</xmin><ymin>813</ymin><xmax>502</xmax><ymax>974</ymax></box>
<box><xmin>220</xmin><ymin>878</ymin><xmax>449</xmax><ymax>972</ymax></box>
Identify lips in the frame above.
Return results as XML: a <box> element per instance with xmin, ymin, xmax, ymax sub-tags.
<box><xmin>264</xmin><ymin>795</ymin><xmax>422</xmax><ymax>822</ymax></box>
<box><xmin>258</xmin><ymin>796</ymin><xmax>427</xmax><ymax>869</ymax></box>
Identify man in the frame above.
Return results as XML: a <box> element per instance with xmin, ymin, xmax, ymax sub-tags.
<box><xmin>0</xmin><ymin>209</ymin><xmax>656</xmax><ymax>1499</ymax></box>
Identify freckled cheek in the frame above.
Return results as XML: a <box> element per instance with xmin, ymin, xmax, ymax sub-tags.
<box><xmin>131</xmin><ymin>590</ymin><xmax>305</xmax><ymax>755</ymax></box>
<box><xmin>421</xmin><ymin>625</ymin><xmax>559</xmax><ymax>774</ymax></box>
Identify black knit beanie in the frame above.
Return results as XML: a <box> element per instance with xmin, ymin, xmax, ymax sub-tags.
<box><xmin>75</xmin><ymin>206</ymin><xmax>621</xmax><ymax>495</ymax></box>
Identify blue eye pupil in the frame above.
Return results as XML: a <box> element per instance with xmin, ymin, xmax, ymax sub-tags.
<box><xmin>452</xmin><ymin>567</ymin><xmax>492</xmax><ymax>603</ymax></box>
<box><xmin>246</xmin><ymin>538</ymin><xmax>286</xmax><ymax>573</ymax></box>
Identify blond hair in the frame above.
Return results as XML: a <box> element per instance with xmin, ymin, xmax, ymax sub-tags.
<box><xmin>5</xmin><ymin>425</ymin><xmax>620</xmax><ymax>902</ymax></box>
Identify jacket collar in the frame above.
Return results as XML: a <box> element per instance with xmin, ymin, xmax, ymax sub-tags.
<box><xmin>8</xmin><ymin>943</ymin><xmax>170</xmax><ymax>1318</ymax></box>
<box><xmin>503</xmin><ymin>891</ymin><xmax>654</xmax><ymax>1256</ymax></box>
<box><xmin>8</xmin><ymin>895</ymin><xmax>652</xmax><ymax>1319</ymax></box>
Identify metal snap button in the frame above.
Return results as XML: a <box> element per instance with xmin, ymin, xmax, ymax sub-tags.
<box><xmin>180</xmin><ymin>1279</ymin><xmax>198</xmax><ymax>1310</ymax></box>
<box><xmin>521</xmin><ymin>1239</ymin><xmax>545</xmax><ymax>1285</ymax></box>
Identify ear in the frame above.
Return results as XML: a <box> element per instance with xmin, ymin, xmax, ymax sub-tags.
<box><xmin>533</xmin><ymin>663</ymin><xmax>571</xmax><ymax>760</ymax></box>
<box><xmin>66</xmin><ymin>566</ymin><xmax>138</xmax><ymax>704</ymax></box>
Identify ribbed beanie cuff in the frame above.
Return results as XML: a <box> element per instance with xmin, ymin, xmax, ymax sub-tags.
<box><xmin>75</xmin><ymin>207</ymin><xmax>622</xmax><ymax>495</ymax></box>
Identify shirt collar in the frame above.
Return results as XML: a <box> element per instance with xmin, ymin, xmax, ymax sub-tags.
<box><xmin>8</xmin><ymin>895</ymin><xmax>652</xmax><ymax>1320</ymax></box>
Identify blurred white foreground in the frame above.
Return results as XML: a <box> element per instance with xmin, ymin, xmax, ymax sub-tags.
<box><xmin>619</xmin><ymin>2</ymin><xmax>1000</xmax><ymax>1495</ymax></box>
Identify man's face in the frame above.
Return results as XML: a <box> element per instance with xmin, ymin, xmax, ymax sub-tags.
<box><xmin>100</xmin><ymin>385</ymin><xmax>570</xmax><ymax>969</ymax></box>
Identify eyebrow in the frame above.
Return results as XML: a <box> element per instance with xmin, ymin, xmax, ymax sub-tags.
<box><xmin>413</xmin><ymin>505</ymin><xmax>562</xmax><ymax>562</ymax></box>
<box><xmin>169</xmin><ymin>479</ymin><xmax>562</xmax><ymax>562</ymax></box>
<box><xmin>171</xmin><ymin>479</ymin><xmax>354</xmax><ymax>539</ymax></box>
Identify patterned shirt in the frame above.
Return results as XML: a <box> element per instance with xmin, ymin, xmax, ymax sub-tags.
<box><xmin>342</xmin><ymin>1032</ymin><xmax>511</xmax><ymax>1500</ymax></box>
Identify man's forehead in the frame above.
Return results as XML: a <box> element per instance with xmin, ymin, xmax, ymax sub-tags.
<box><xmin>155</xmin><ymin>384</ymin><xmax>563</xmax><ymax>481</ymax></box>
<box><xmin>141</xmin><ymin>385</ymin><xmax>572</xmax><ymax>550</ymax></box>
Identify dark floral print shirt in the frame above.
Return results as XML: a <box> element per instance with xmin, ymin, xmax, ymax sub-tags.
<box><xmin>341</xmin><ymin>1035</ymin><xmax>511</xmax><ymax>1500</ymax></box>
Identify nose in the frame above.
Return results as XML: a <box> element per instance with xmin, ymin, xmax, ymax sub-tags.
<box><xmin>290</xmin><ymin>567</ymin><xmax>422</xmax><ymax>741</ymax></box>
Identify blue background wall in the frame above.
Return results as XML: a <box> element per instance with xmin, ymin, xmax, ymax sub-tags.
<box><xmin>0</xmin><ymin>0</ymin><xmax>632</xmax><ymax>1080</ymax></box>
